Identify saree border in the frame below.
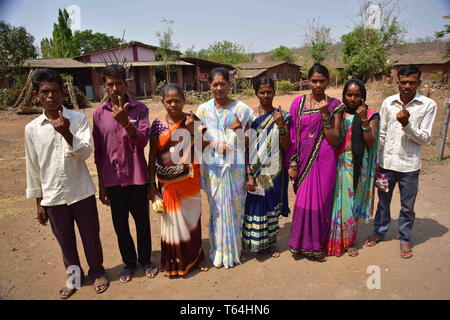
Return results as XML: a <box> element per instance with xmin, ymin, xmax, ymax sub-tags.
<box><xmin>295</xmin><ymin>99</ymin><xmax>345</xmax><ymax>189</ymax></box>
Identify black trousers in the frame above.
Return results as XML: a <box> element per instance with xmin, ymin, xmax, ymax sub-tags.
<box><xmin>106</xmin><ymin>184</ymin><xmax>152</xmax><ymax>269</ymax></box>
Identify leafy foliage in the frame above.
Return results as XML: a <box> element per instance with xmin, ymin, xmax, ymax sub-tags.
<box><xmin>40</xmin><ymin>9</ymin><xmax>78</xmax><ymax>58</ymax></box>
<box><xmin>0</xmin><ymin>20</ymin><xmax>37</xmax><ymax>82</ymax></box>
<box><xmin>155</xmin><ymin>19</ymin><xmax>181</xmax><ymax>83</ymax></box>
<box><xmin>341</xmin><ymin>0</ymin><xmax>405</xmax><ymax>79</ymax></box>
<box><xmin>276</xmin><ymin>80</ymin><xmax>293</xmax><ymax>94</ymax></box>
<box><xmin>204</xmin><ymin>41</ymin><xmax>251</xmax><ymax>66</ymax></box>
<box><xmin>435</xmin><ymin>17</ymin><xmax>450</xmax><ymax>57</ymax></box>
<box><xmin>304</xmin><ymin>18</ymin><xmax>332</xmax><ymax>63</ymax></box>
<box><xmin>271</xmin><ymin>46</ymin><xmax>296</xmax><ymax>63</ymax></box>
<box><xmin>73</xmin><ymin>30</ymin><xmax>123</xmax><ymax>55</ymax></box>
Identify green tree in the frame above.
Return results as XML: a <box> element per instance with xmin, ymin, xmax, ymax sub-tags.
<box><xmin>341</xmin><ymin>0</ymin><xmax>405</xmax><ymax>79</ymax></box>
<box><xmin>73</xmin><ymin>30</ymin><xmax>123</xmax><ymax>55</ymax></box>
<box><xmin>271</xmin><ymin>46</ymin><xmax>296</xmax><ymax>63</ymax></box>
<box><xmin>40</xmin><ymin>9</ymin><xmax>79</xmax><ymax>58</ymax></box>
<box><xmin>155</xmin><ymin>19</ymin><xmax>181</xmax><ymax>83</ymax></box>
<box><xmin>183</xmin><ymin>45</ymin><xmax>209</xmax><ymax>59</ymax></box>
<box><xmin>0</xmin><ymin>20</ymin><xmax>37</xmax><ymax>82</ymax></box>
<box><xmin>205</xmin><ymin>40</ymin><xmax>250</xmax><ymax>66</ymax></box>
<box><xmin>435</xmin><ymin>16</ymin><xmax>450</xmax><ymax>57</ymax></box>
<box><xmin>304</xmin><ymin>18</ymin><xmax>332</xmax><ymax>63</ymax></box>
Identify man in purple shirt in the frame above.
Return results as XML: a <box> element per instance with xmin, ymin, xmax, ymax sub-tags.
<box><xmin>93</xmin><ymin>64</ymin><xmax>158</xmax><ymax>282</ymax></box>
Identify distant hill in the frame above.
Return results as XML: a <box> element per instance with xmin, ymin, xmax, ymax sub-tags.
<box><xmin>252</xmin><ymin>41</ymin><xmax>448</xmax><ymax>69</ymax></box>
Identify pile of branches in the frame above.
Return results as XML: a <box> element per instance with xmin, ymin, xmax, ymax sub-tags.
<box><xmin>63</xmin><ymin>75</ymin><xmax>91</xmax><ymax>109</ymax></box>
<box><xmin>13</xmin><ymin>70</ymin><xmax>91</xmax><ymax>113</ymax></box>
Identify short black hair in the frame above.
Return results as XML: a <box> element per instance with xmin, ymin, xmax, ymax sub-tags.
<box><xmin>398</xmin><ymin>65</ymin><xmax>421</xmax><ymax>80</ymax></box>
<box><xmin>254</xmin><ymin>76</ymin><xmax>275</xmax><ymax>93</ymax></box>
<box><xmin>32</xmin><ymin>69</ymin><xmax>64</xmax><ymax>91</ymax></box>
<box><xmin>101</xmin><ymin>64</ymin><xmax>127</xmax><ymax>83</ymax></box>
<box><xmin>161</xmin><ymin>83</ymin><xmax>185</xmax><ymax>101</ymax></box>
<box><xmin>209</xmin><ymin>67</ymin><xmax>230</xmax><ymax>83</ymax></box>
<box><xmin>308</xmin><ymin>63</ymin><xmax>329</xmax><ymax>80</ymax></box>
<box><xmin>343</xmin><ymin>79</ymin><xmax>367</xmax><ymax>105</ymax></box>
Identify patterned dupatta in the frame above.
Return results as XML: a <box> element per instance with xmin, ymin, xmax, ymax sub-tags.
<box><xmin>249</xmin><ymin>109</ymin><xmax>289</xmax><ymax>179</ymax></box>
<box><xmin>352</xmin><ymin>109</ymin><xmax>380</xmax><ymax>220</ymax></box>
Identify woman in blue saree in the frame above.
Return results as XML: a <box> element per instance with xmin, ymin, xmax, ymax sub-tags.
<box><xmin>243</xmin><ymin>77</ymin><xmax>291</xmax><ymax>258</ymax></box>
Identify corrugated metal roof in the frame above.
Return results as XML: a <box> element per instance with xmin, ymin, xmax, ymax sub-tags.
<box><xmin>22</xmin><ymin>59</ymin><xmax>193</xmax><ymax>69</ymax></box>
<box><xmin>85</xmin><ymin>61</ymin><xmax>193</xmax><ymax>67</ymax></box>
<box><xmin>237</xmin><ymin>69</ymin><xmax>266</xmax><ymax>78</ymax></box>
<box><xmin>237</xmin><ymin>61</ymin><xmax>301</xmax><ymax>69</ymax></box>
<box><xmin>23</xmin><ymin>58</ymin><xmax>88</xmax><ymax>68</ymax></box>
<box><xmin>179</xmin><ymin>57</ymin><xmax>234</xmax><ymax>70</ymax></box>
<box><xmin>391</xmin><ymin>51</ymin><xmax>450</xmax><ymax>65</ymax></box>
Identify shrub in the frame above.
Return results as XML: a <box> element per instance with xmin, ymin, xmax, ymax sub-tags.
<box><xmin>276</xmin><ymin>80</ymin><xmax>293</xmax><ymax>94</ymax></box>
<box><xmin>0</xmin><ymin>74</ymin><xmax>29</xmax><ymax>108</ymax></box>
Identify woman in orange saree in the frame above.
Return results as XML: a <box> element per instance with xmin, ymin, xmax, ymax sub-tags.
<box><xmin>148</xmin><ymin>83</ymin><xmax>208</xmax><ymax>277</ymax></box>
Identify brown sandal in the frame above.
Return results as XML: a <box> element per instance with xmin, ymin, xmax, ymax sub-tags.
<box><xmin>364</xmin><ymin>235</ymin><xmax>383</xmax><ymax>247</ymax></box>
<box><xmin>348</xmin><ymin>247</ymin><xmax>359</xmax><ymax>257</ymax></box>
<box><xmin>93</xmin><ymin>275</ymin><xmax>109</xmax><ymax>294</ymax></box>
<box><xmin>59</xmin><ymin>287</ymin><xmax>77</xmax><ymax>299</ymax></box>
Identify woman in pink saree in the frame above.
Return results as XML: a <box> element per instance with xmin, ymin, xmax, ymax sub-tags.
<box><xmin>285</xmin><ymin>64</ymin><xmax>344</xmax><ymax>262</ymax></box>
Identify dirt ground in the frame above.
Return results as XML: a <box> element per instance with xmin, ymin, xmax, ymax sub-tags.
<box><xmin>0</xmin><ymin>86</ymin><xmax>449</xmax><ymax>300</ymax></box>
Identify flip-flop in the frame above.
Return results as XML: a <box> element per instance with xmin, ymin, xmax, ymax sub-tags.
<box><xmin>400</xmin><ymin>246</ymin><xmax>413</xmax><ymax>259</ymax></box>
<box><xmin>59</xmin><ymin>287</ymin><xmax>77</xmax><ymax>299</ymax></box>
<box><xmin>93</xmin><ymin>275</ymin><xmax>109</xmax><ymax>294</ymax></box>
<box><xmin>119</xmin><ymin>267</ymin><xmax>134</xmax><ymax>283</ymax></box>
<box><xmin>144</xmin><ymin>263</ymin><xmax>159</xmax><ymax>278</ymax></box>
<box><xmin>348</xmin><ymin>247</ymin><xmax>359</xmax><ymax>257</ymax></box>
<box><xmin>364</xmin><ymin>235</ymin><xmax>383</xmax><ymax>247</ymax></box>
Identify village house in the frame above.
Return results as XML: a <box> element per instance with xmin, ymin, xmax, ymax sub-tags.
<box><xmin>22</xmin><ymin>41</ymin><xmax>233</xmax><ymax>101</ymax></box>
<box><xmin>236</xmin><ymin>61</ymin><xmax>301</xmax><ymax>86</ymax></box>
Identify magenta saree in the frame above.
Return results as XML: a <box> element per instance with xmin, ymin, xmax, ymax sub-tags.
<box><xmin>285</xmin><ymin>95</ymin><xmax>344</xmax><ymax>256</ymax></box>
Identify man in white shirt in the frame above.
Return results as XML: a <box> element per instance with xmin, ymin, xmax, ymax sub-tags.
<box><xmin>25</xmin><ymin>69</ymin><xmax>109</xmax><ymax>298</ymax></box>
<box><xmin>365</xmin><ymin>65</ymin><xmax>437</xmax><ymax>259</ymax></box>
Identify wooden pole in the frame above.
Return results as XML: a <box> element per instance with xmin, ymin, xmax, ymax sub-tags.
<box><xmin>436</xmin><ymin>99</ymin><xmax>450</xmax><ymax>161</ymax></box>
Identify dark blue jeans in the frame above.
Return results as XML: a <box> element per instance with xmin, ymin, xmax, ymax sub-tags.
<box><xmin>374</xmin><ymin>168</ymin><xmax>420</xmax><ymax>245</ymax></box>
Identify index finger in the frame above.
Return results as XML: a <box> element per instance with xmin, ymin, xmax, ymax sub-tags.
<box><xmin>118</xmin><ymin>95</ymin><xmax>123</xmax><ymax>109</ymax></box>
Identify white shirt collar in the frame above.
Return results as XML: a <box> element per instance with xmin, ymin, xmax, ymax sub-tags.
<box><xmin>39</xmin><ymin>106</ymin><xmax>68</xmax><ymax>124</ymax></box>
<box><xmin>392</xmin><ymin>92</ymin><xmax>424</xmax><ymax>106</ymax></box>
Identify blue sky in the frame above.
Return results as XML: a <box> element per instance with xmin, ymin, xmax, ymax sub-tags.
<box><xmin>1</xmin><ymin>0</ymin><xmax>449</xmax><ymax>54</ymax></box>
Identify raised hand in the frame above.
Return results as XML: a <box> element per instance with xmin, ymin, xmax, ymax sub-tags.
<box><xmin>273</xmin><ymin>106</ymin><xmax>285</xmax><ymax>127</ymax></box>
<box><xmin>396</xmin><ymin>107</ymin><xmax>410</xmax><ymax>127</ymax></box>
<box><xmin>245</xmin><ymin>175</ymin><xmax>256</xmax><ymax>192</ymax></box>
<box><xmin>185</xmin><ymin>110</ymin><xmax>195</xmax><ymax>134</ymax></box>
<box><xmin>50</xmin><ymin>110</ymin><xmax>71</xmax><ymax>135</ymax></box>
<box><xmin>112</xmin><ymin>95</ymin><xmax>130</xmax><ymax>126</ymax></box>
<box><xmin>230</xmin><ymin>112</ymin><xmax>242</xmax><ymax>131</ymax></box>
<box><xmin>356</xmin><ymin>106</ymin><xmax>368</xmax><ymax>120</ymax></box>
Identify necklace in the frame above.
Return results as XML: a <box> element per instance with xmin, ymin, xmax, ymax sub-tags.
<box><xmin>257</xmin><ymin>105</ymin><xmax>275</xmax><ymax>117</ymax></box>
